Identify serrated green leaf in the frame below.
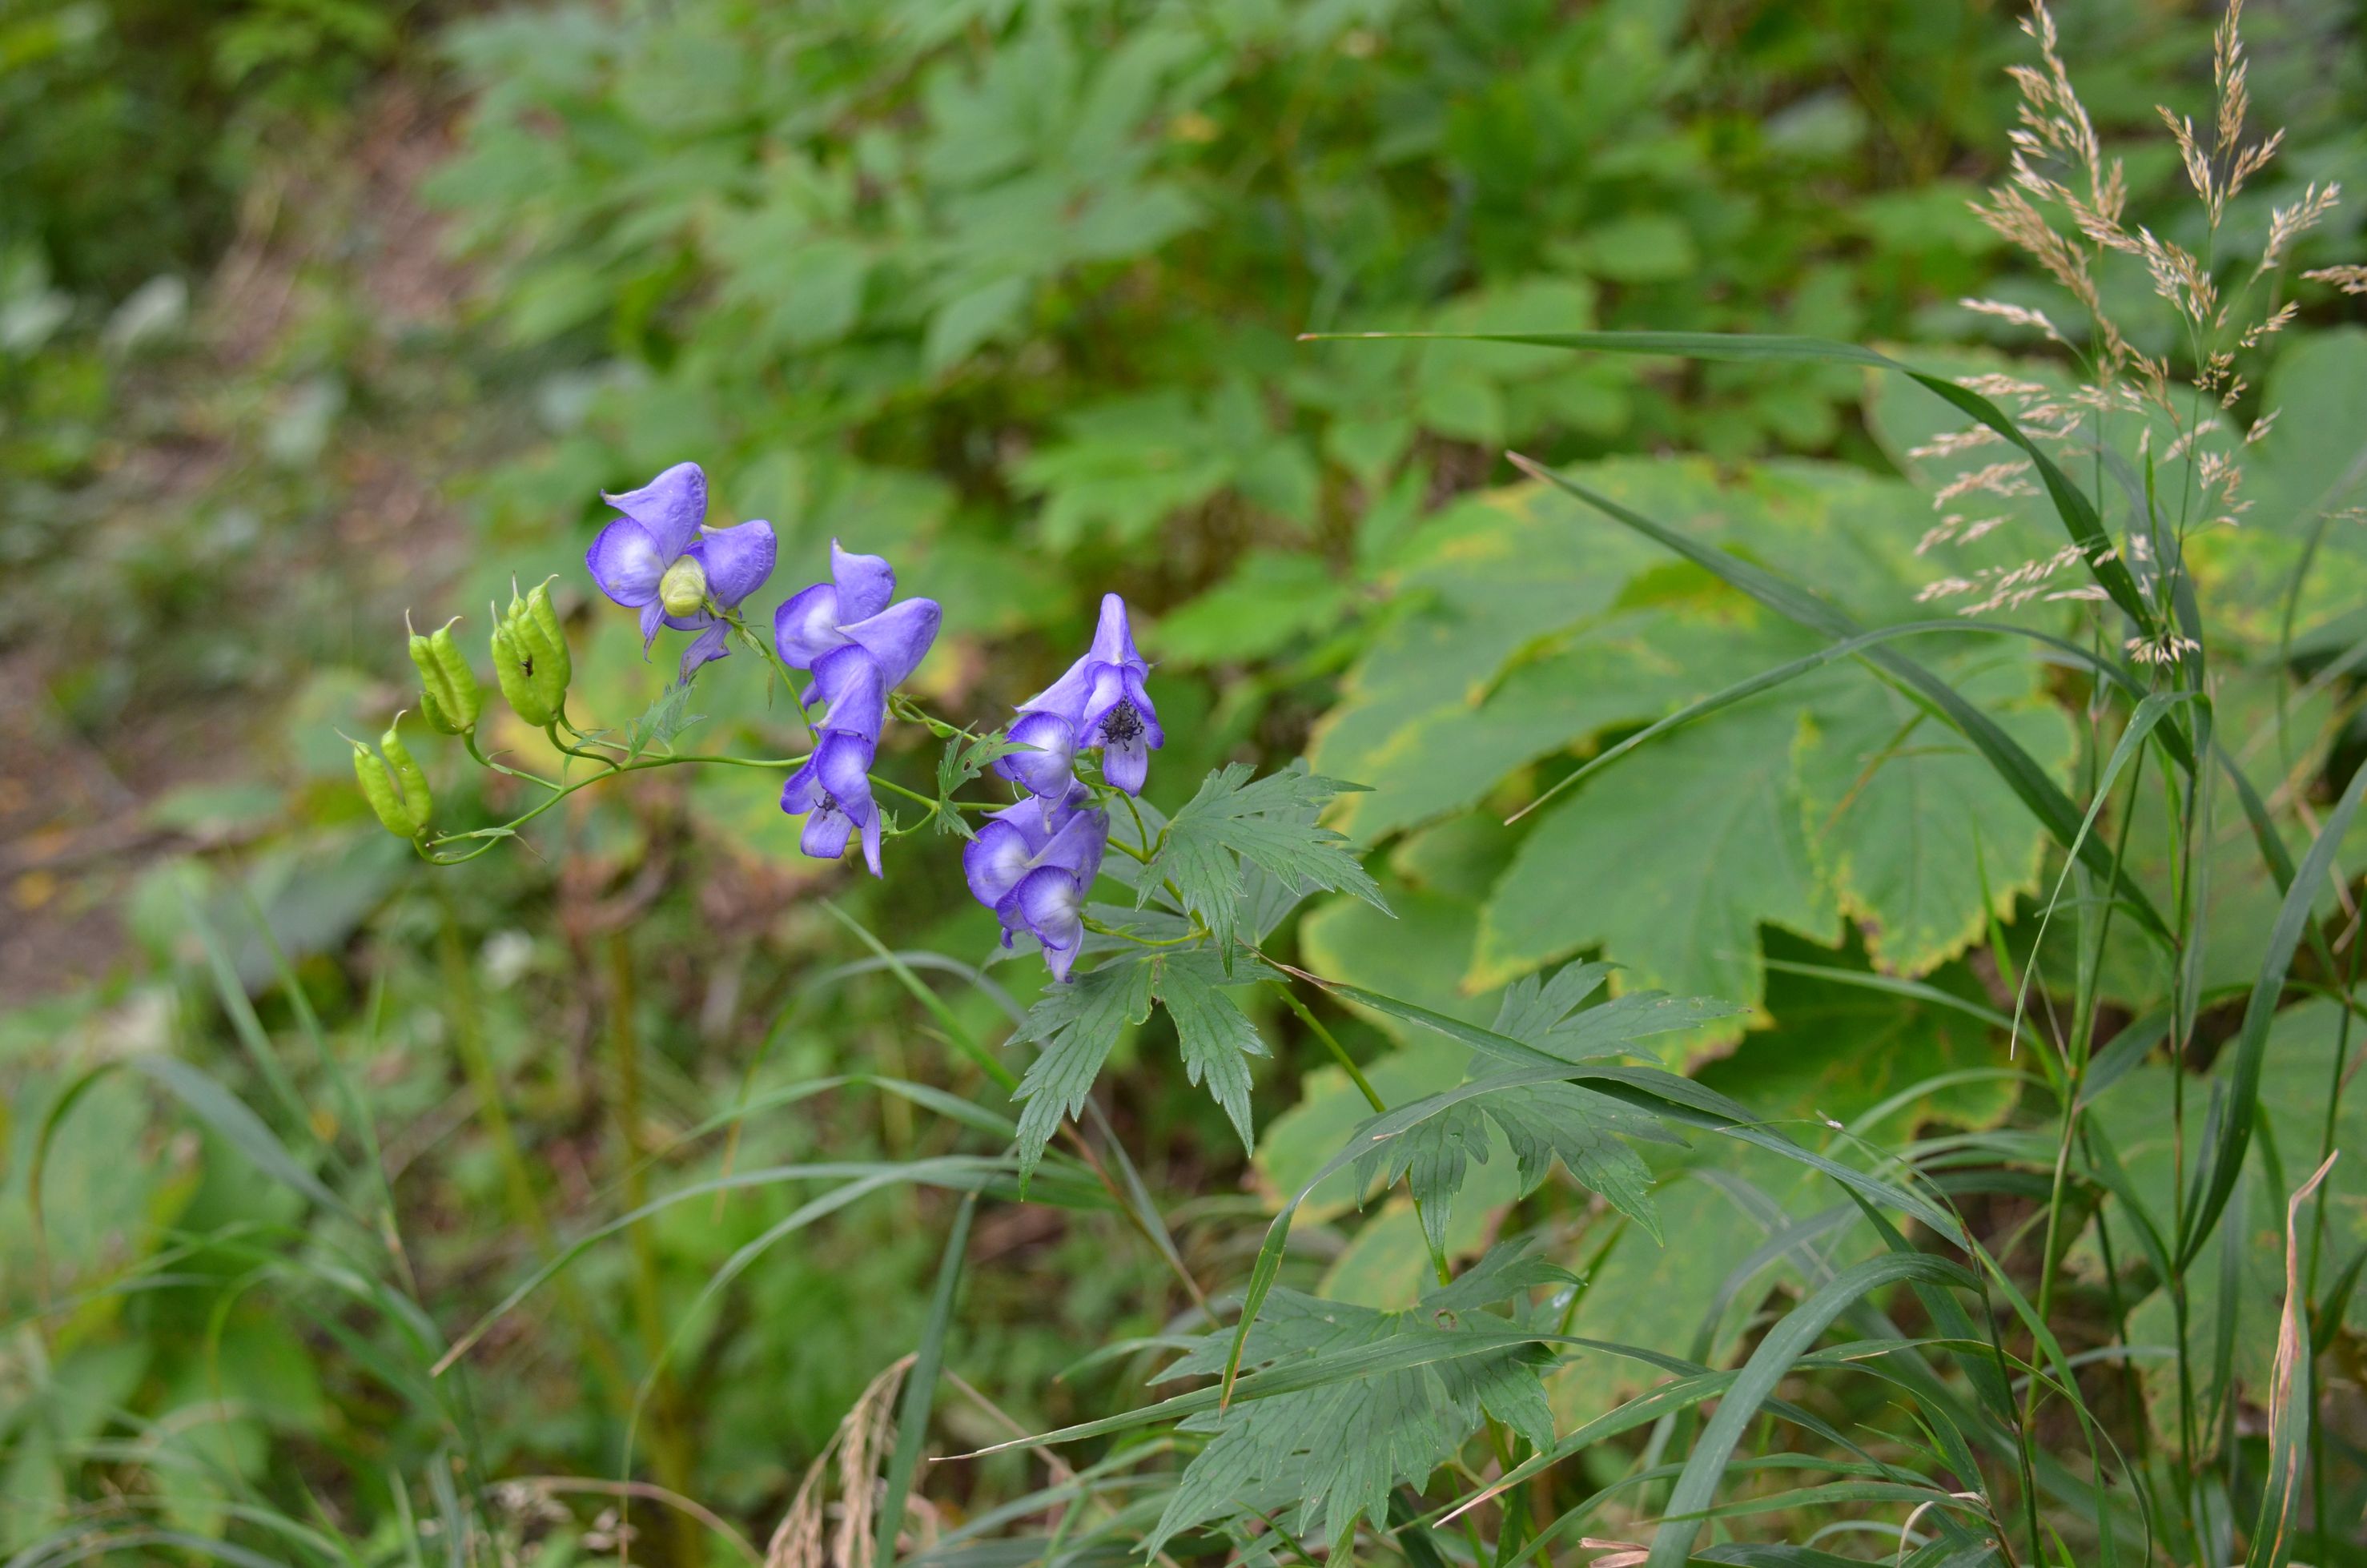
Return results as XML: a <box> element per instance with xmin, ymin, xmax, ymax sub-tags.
<box><xmin>1474</xmin><ymin>690</ymin><xmax>1839</xmax><ymax>1020</ymax></box>
<box><xmin>1009</xmin><ymin>959</ymin><xmax>1155</xmax><ymax>1188</ymax></box>
<box><xmin>934</xmin><ymin>733</ymin><xmax>1027</xmax><ymax>838</ymax></box>
<box><xmin>1794</xmin><ymin>660</ymin><xmax>2076</xmax><ymax>974</ymax></box>
<box><xmin>623</xmin><ymin>681</ymin><xmax>705</xmax><ymax>760</ymax></box>
<box><xmin>1147</xmin><ymin>1263</ymin><xmax>1559</xmax><ymax>1554</ymax></box>
<box><xmin>1147</xmin><ymin>763</ymin><xmax>1389</xmax><ymax>961</ymax></box>
<box><xmin>1354</xmin><ymin>1070</ymin><xmax>1663</xmax><ymax>1256</ymax></box>
<box><xmin>1153</xmin><ymin>952</ymin><xmax>1269</xmax><ymax>1153</ymax></box>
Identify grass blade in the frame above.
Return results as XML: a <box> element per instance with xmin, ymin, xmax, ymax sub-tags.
<box><xmin>1642</xmin><ymin>1252</ymin><xmax>1975</xmax><ymax>1568</ymax></box>
<box><xmin>879</xmin><ymin>1190</ymin><xmax>978</xmax><ymax>1568</ymax></box>
<box><xmin>2245</xmin><ymin>1153</ymin><xmax>2338</xmax><ymax>1568</ymax></box>
<box><xmin>2177</xmin><ymin>759</ymin><xmax>2367</xmax><ymax>1268</ymax></box>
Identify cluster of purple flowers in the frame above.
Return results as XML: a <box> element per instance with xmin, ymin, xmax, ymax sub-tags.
<box><xmin>961</xmin><ymin>594</ymin><xmax>1163</xmax><ymax>979</ymax></box>
<box><xmin>585</xmin><ymin>464</ymin><xmax>1159</xmax><ymax>979</ymax></box>
<box><xmin>586</xmin><ymin>463</ymin><xmax>939</xmax><ymax>878</ymax></box>
<box><xmin>774</xmin><ymin>543</ymin><xmax>941</xmax><ymax>875</ymax></box>
<box><xmin>997</xmin><ymin>594</ymin><xmax>1164</xmax><ymax>800</ymax></box>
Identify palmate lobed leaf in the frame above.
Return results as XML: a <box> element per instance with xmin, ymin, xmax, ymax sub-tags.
<box><xmin>1146</xmin><ymin>762</ymin><xmax>1390</xmax><ymax>959</ymax></box>
<box><xmin>1352</xmin><ymin>960</ymin><xmax>1719</xmax><ymax>1254</ymax></box>
<box><xmin>1008</xmin><ymin>951</ymin><xmax>1280</xmax><ymax>1183</ymax></box>
<box><xmin>1147</xmin><ymin>1245</ymin><xmax>1567</xmax><ymax>1554</ymax></box>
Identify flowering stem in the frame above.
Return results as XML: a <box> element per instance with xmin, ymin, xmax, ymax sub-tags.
<box><xmin>423</xmin><ymin>750</ymin><xmax>809</xmax><ymax>862</ymax></box>
<box><xmin>720</xmin><ymin>606</ymin><xmax>814</xmax><ymax>736</ymax></box>
<box><xmin>461</xmin><ymin>730</ymin><xmax>562</xmax><ymax>791</ymax></box>
<box><xmin>1081</xmin><ymin>918</ymin><xmax>1206</xmax><ymax>949</ymax></box>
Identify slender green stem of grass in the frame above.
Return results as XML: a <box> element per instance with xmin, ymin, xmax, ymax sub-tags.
<box><xmin>605</xmin><ymin>931</ymin><xmax>705</xmax><ymax>1568</ymax></box>
<box><xmin>434</xmin><ymin>891</ymin><xmax>637</xmax><ymax>1421</ymax></box>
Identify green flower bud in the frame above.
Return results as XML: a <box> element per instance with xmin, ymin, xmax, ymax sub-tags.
<box><xmin>491</xmin><ymin>618</ymin><xmax>557</xmax><ymax>728</ymax></box>
<box><xmin>353</xmin><ymin>715</ymin><xmax>431</xmax><ymax>838</ymax></box>
<box><xmin>523</xmin><ymin>578</ymin><xmax>572</xmax><ymax>712</ymax></box>
<box><xmin>407</xmin><ymin>614</ymin><xmax>481</xmax><ymax>734</ymax></box>
<box><xmin>658</xmin><ymin>557</ymin><xmax>709</xmax><ymax>618</ymax></box>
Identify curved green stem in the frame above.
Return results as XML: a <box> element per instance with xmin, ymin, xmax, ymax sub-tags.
<box><xmin>422</xmin><ymin>750</ymin><xmax>808</xmax><ymax>863</ymax></box>
<box><xmin>462</xmin><ymin>730</ymin><xmax>562</xmax><ymax>792</ymax></box>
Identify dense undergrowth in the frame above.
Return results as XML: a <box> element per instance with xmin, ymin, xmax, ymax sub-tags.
<box><xmin>4</xmin><ymin>2</ymin><xmax>2367</xmax><ymax>1566</ymax></box>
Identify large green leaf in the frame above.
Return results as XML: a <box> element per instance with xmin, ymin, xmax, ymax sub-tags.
<box><xmin>1794</xmin><ymin>658</ymin><xmax>2076</xmax><ymax>975</ymax></box>
<box><xmin>1147</xmin><ymin>1249</ymin><xmax>1564</xmax><ymax>1553</ymax></box>
<box><xmin>1312</xmin><ymin>454</ymin><xmax>2086</xmax><ymax>1035</ymax></box>
<box><xmin>1470</xmin><ymin>687</ymin><xmax>1840</xmax><ymax>1014</ymax></box>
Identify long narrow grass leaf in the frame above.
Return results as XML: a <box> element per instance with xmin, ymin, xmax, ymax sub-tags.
<box><xmin>880</xmin><ymin>1191</ymin><xmax>978</xmax><ymax>1567</ymax></box>
<box><xmin>2178</xmin><ymin>760</ymin><xmax>2367</xmax><ymax>1267</ymax></box>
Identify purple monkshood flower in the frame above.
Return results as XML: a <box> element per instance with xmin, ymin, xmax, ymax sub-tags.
<box><xmin>997</xmin><ymin>593</ymin><xmax>1163</xmax><ymax>798</ymax></box>
<box><xmin>774</xmin><ymin>541</ymin><xmax>941</xmax><ymax>687</ymax></box>
<box><xmin>774</xmin><ymin>544</ymin><xmax>938</xmax><ymax>877</ymax></box>
<box><xmin>781</xmin><ymin>733</ymin><xmax>882</xmax><ymax>878</ymax></box>
<box><xmin>963</xmin><ymin>787</ymin><xmax>1109</xmax><ymax>982</ymax></box>
<box><xmin>586</xmin><ymin>461</ymin><xmax>778</xmax><ymax>681</ymax></box>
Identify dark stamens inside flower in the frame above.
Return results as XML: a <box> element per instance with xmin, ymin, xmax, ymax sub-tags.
<box><xmin>1102</xmin><ymin>700</ymin><xmax>1143</xmax><ymax>746</ymax></box>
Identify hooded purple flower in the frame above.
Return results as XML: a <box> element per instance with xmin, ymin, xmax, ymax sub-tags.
<box><xmin>774</xmin><ymin>541</ymin><xmax>942</xmax><ymax>687</ymax></box>
<box><xmin>781</xmin><ymin>733</ymin><xmax>882</xmax><ymax>878</ymax></box>
<box><xmin>963</xmin><ymin>788</ymin><xmax>1109</xmax><ymax>981</ymax></box>
<box><xmin>773</xmin><ymin>543</ymin><xmax>942</xmax><ymax>876</ymax></box>
<box><xmin>585</xmin><ymin>461</ymin><xmax>778</xmax><ymax>681</ymax></box>
<box><xmin>999</xmin><ymin>593</ymin><xmax>1163</xmax><ymax>797</ymax></box>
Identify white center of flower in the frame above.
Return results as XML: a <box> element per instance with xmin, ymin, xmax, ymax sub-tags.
<box><xmin>658</xmin><ymin>557</ymin><xmax>709</xmax><ymax>617</ymax></box>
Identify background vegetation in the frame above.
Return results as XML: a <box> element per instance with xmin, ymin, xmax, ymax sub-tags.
<box><xmin>3</xmin><ymin>0</ymin><xmax>2365</xmax><ymax>1563</ymax></box>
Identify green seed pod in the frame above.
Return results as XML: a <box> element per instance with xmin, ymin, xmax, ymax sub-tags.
<box><xmin>523</xmin><ymin>578</ymin><xmax>572</xmax><ymax>712</ymax></box>
<box><xmin>407</xmin><ymin>615</ymin><xmax>480</xmax><ymax>734</ymax></box>
<box><xmin>490</xmin><ymin>618</ymin><xmax>556</xmax><ymax>727</ymax></box>
<box><xmin>381</xmin><ymin>718</ymin><xmax>432</xmax><ymax>828</ymax></box>
<box><xmin>408</xmin><ymin>629</ymin><xmax>463</xmax><ymax>734</ymax></box>
<box><xmin>354</xmin><ymin>722</ymin><xmax>429</xmax><ymax>839</ymax></box>
<box><xmin>428</xmin><ymin>621</ymin><xmax>482</xmax><ymax>732</ymax></box>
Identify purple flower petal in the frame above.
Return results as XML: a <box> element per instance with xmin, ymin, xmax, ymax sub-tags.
<box><xmin>1080</xmin><ymin>666</ymin><xmax>1159</xmax><ymax>794</ymax></box>
<box><xmin>1102</xmin><ymin>735</ymin><xmax>1150</xmax><ymax>794</ymax></box>
<box><xmin>816</xmin><ymin>731</ymin><xmax>877</xmax><ymax>826</ymax></box>
<box><xmin>677</xmin><ymin>622</ymin><xmax>732</xmax><ymax>682</ymax></box>
<box><xmin>601</xmin><ymin>462</ymin><xmax>707</xmax><ymax>561</ymax></box>
<box><xmin>637</xmin><ymin>599</ymin><xmax>667</xmax><ymax>652</ymax></box>
<box><xmin>858</xmin><ymin>811</ymin><xmax>882</xmax><ymax>878</ymax></box>
<box><xmin>1034</xmin><ymin>806</ymin><xmax>1109</xmax><ymax>885</ymax></box>
<box><xmin>810</xmin><ymin>646</ymin><xmax>886</xmax><ymax>742</ymax></box>
<box><xmin>780</xmin><ymin>754</ymin><xmax>826</xmax><ymax>815</ymax></box>
<box><xmin>587</xmin><ymin>518</ymin><xmax>667</xmax><ymax>609</ymax></box>
<box><xmin>1077</xmin><ymin>663</ymin><xmax>1131</xmax><ymax>739</ymax></box>
<box><xmin>694</xmin><ymin>518</ymin><xmax>777</xmax><ymax>608</ymax></box>
<box><xmin>995</xmin><ymin>711</ymin><xmax>1075</xmax><ymax>799</ymax></box>
<box><xmin>800</xmin><ymin>805</ymin><xmax>854</xmax><ymax>860</ymax></box>
<box><xmin>1121</xmin><ymin>666</ymin><xmax>1163</xmax><ymax>746</ymax></box>
<box><xmin>984</xmin><ymin>792</ymin><xmax>1062</xmax><ymax>854</ymax></box>
<box><xmin>1014</xmin><ymin>866</ymin><xmax>1087</xmax><ymax>981</ymax></box>
<box><xmin>830</xmin><ymin>541</ymin><xmax>896</xmax><ymax>622</ymax></box>
<box><xmin>841</xmin><ymin>598</ymin><xmax>940</xmax><ymax>688</ymax></box>
<box><xmin>964</xmin><ymin>819</ymin><xmax>1037</xmax><ymax>909</ymax></box>
<box><xmin>1086</xmin><ymin>592</ymin><xmax>1147</xmax><ymax>673</ymax></box>
<box><xmin>774</xmin><ymin>583</ymin><xmax>847</xmax><ymax>669</ymax></box>
<box><xmin>1016</xmin><ymin>651</ymin><xmax>1094</xmax><ymax>726</ymax></box>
